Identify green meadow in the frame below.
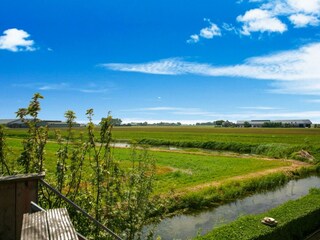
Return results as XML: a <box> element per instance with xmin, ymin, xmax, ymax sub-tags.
<box><xmin>5</xmin><ymin>137</ymin><xmax>291</xmax><ymax>195</ymax></box>
<box><xmin>112</xmin><ymin>126</ymin><xmax>320</xmax><ymax>146</ymax></box>
<box><xmin>6</xmin><ymin>126</ymin><xmax>320</xmax><ymax>146</ymax></box>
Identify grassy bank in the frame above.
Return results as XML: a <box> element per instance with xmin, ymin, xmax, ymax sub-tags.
<box><xmin>137</xmin><ymin>138</ymin><xmax>318</xmax><ymax>161</ymax></box>
<box><xmin>163</xmin><ymin>166</ymin><xmax>320</xmax><ymax>214</ymax></box>
<box><xmin>196</xmin><ymin>187</ymin><xmax>320</xmax><ymax>240</ymax></box>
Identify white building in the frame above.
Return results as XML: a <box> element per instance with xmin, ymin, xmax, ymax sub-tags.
<box><xmin>237</xmin><ymin>119</ymin><xmax>312</xmax><ymax>128</ymax></box>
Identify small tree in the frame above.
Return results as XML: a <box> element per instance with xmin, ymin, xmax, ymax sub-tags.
<box><xmin>16</xmin><ymin>93</ymin><xmax>48</xmax><ymax>173</ymax></box>
<box><xmin>243</xmin><ymin>121</ymin><xmax>252</xmax><ymax>128</ymax></box>
<box><xmin>0</xmin><ymin>125</ymin><xmax>10</xmax><ymax>175</ymax></box>
<box><xmin>11</xmin><ymin>94</ymin><xmax>160</xmax><ymax>239</ymax></box>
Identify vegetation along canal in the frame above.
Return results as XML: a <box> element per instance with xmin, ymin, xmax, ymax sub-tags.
<box><xmin>144</xmin><ymin>176</ymin><xmax>320</xmax><ymax>239</ymax></box>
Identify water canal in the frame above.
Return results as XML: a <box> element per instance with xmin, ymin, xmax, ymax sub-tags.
<box><xmin>145</xmin><ymin>176</ymin><xmax>320</xmax><ymax>240</ymax></box>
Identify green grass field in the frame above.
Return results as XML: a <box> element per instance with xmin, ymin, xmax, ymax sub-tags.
<box><xmin>112</xmin><ymin>148</ymin><xmax>291</xmax><ymax>194</ymax></box>
<box><xmin>112</xmin><ymin>126</ymin><xmax>320</xmax><ymax>146</ymax></box>
<box><xmin>5</xmin><ymin>136</ymin><xmax>292</xmax><ymax>195</ymax></box>
<box><xmin>6</xmin><ymin>126</ymin><xmax>320</xmax><ymax>146</ymax></box>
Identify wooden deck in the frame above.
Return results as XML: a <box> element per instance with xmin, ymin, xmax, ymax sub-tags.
<box><xmin>21</xmin><ymin>208</ymin><xmax>78</xmax><ymax>240</ymax></box>
<box><xmin>0</xmin><ymin>173</ymin><xmax>45</xmax><ymax>240</ymax></box>
<box><xmin>305</xmin><ymin>229</ymin><xmax>320</xmax><ymax>240</ymax></box>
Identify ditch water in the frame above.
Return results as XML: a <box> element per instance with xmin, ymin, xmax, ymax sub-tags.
<box><xmin>112</xmin><ymin>142</ymin><xmax>179</xmax><ymax>150</ymax></box>
<box><xmin>143</xmin><ymin>176</ymin><xmax>320</xmax><ymax>240</ymax></box>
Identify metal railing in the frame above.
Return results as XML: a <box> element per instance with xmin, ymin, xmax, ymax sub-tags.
<box><xmin>39</xmin><ymin>179</ymin><xmax>123</xmax><ymax>240</ymax></box>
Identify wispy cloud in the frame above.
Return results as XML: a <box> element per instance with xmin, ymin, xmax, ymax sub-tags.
<box><xmin>13</xmin><ymin>82</ymin><xmax>69</xmax><ymax>90</ymax></box>
<box><xmin>220</xmin><ymin>111</ymin><xmax>320</xmax><ymax>120</ymax></box>
<box><xmin>304</xmin><ymin>99</ymin><xmax>320</xmax><ymax>103</ymax></box>
<box><xmin>103</xmin><ymin>57</ymin><xmax>210</xmax><ymax>75</ymax></box>
<box><xmin>13</xmin><ymin>82</ymin><xmax>112</xmax><ymax>94</ymax></box>
<box><xmin>121</xmin><ymin>107</ymin><xmax>320</xmax><ymax>123</ymax></box>
<box><xmin>139</xmin><ymin>107</ymin><xmax>186</xmax><ymax>111</ymax></box>
<box><xmin>121</xmin><ymin>106</ymin><xmax>212</xmax><ymax>116</ymax></box>
<box><xmin>0</xmin><ymin>28</ymin><xmax>36</xmax><ymax>52</ymax></box>
<box><xmin>187</xmin><ymin>19</ymin><xmax>221</xmax><ymax>44</ymax></box>
<box><xmin>103</xmin><ymin>42</ymin><xmax>320</xmax><ymax>95</ymax></box>
<box><xmin>239</xmin><ymin>106</ymin><xmax>281</xmax><ymax>110</ymax></box>
<box><xmin>38</xmin><ymin>83</ymin><xmax>69</xmax><ymax>90</ymax></box>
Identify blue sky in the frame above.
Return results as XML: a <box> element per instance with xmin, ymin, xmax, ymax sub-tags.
<box><xmin>1</xmin><ymin>0</ymin><xmax>320</xmax><ymax>124</ymax></box>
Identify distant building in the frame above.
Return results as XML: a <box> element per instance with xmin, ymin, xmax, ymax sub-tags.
<box><xmin>237</xmin><ymin>119</ymin><xmax>312</xmax><ymax>128</ymax></box>
<box><xmin>37</xmin><ymin>120</ymin><xmax>80</xmax><ymax>128</ymax></box>
<box><xmin>0</xmin><ymin>119</ymin><xmax>18</xmax><ymax>126</ymax></box>
<box><xmin>6</xmin><ymin>119</ymin><xmax>28</xmax><ymax>128</ymax></box>
<box><xmin>2</xmin><ymin>119</ymin><xmax>81</xmax><ymax>128</ymax></box>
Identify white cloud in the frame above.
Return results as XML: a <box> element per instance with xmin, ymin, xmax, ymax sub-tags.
<box><xmin>257</xmin><ymin>0</ymin><xmax>320</xmax><ymax>28</ymax></box>
<box><xmin>0</xmin><ymin>28</ymin><xmax>35</xmax><ymax>52</ymax></box>
<box><xmin>286</xmin><ymin>0</ymin><xmax>320</xmax><ymax>14</ymax></box>
<box><xmin>187</xmin><ymin>34</ymin><xmax>200</xmax><ymax>44</ymax></box>
<box><xmin>187</xmin><ymin>19</ymin><xmax>221</xmax><ymax>43</ymax></box>
<box><xmin>104</xmin><ymin>42</ymin><xmax>320</xmax><ymax>95</ymax></box>
<box><xmin>289</xmin><ymin>14</ymin><xmax>320</xmax><ymax>27</ymax></box>
<box><xmin>189</xmin><ymin>0</ymin><xmax>320</xmax><ymax>39</ymax></box>
<box><xmin>237</xmin><ymin>9</ymin><xmax>287</xmax><ymax>35</ymax></box>
<box><xmin>199</xmin><ymin>22</ymin><xmax>221</xmax><ymax>39</ymax></box>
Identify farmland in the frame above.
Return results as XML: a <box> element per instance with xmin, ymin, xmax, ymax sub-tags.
<box><xmin>6</xmin><ymin>126</ymin><xmax>320</xmax><ymax>146</ymax></box>
<box><xmin>112</xmin><ymin>126</ymin><xmax>320</xmax><ymax>146</ymax></box>
<box><xmin>5</xmin><ymin>136</ymin><xmax>294</xmax><ymax>195</ymax></box>
<box><xmin>4</xmin><ymin>126</ymin><xmax>318</xmax><ymax>196</ymax></box>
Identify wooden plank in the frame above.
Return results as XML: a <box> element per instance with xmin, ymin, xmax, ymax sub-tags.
<box><xmin>16</xmin><ymin>180</ymin><xmax>38</xmax><ymax>239</ymax></box>
<box><xmin>46</xmin><ymin>208</ymin><xmax>78</xmax><ymax>240</ymax></box>
<box><xmin>0</xmin><ymin>172</ymin><xmax>45</xmax><ymax>183</ymax></box>
<box><xmin>20</xmin><ymin>211</ymin><xmax>49</xmax><ymax>240</ymax></box>
<box><xmin>0</xmin><ymin>182</ymin><xmax>16</xmax><ymax>240</ymax></box>
<box><xmin>305</xmin><ymin>229</ymin><xmax>320</xmax><ymax>240</ymax></box>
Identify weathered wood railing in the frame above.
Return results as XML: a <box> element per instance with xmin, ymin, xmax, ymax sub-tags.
<box><xmin>39</xmin><ymin>179</ymin><xmax>123</xmax><ymax>240</ymax></box>
<box><xmin>0</xmin><ymin>173</ymin><xmax>45</xmax><ymax>240</ymax></box>
<box><xmin>0</xmin><ymin>173</ymin><xmax>123</xmax><ymax>240</ymax></box>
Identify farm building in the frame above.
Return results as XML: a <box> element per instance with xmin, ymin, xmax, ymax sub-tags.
<box><xmin>1</xmin><ymin>119</ymin><xmax>81</xmax><ymax>128</ymax></box>
<box><xmin>0</xmin><ymin>119</ymin><xmax>18</xmax><ymax>126</ymax></box>
<box><xmin>237</xmin><ymin>119</ymin><xmax>312</xmax><ymax>128</ymax></box>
